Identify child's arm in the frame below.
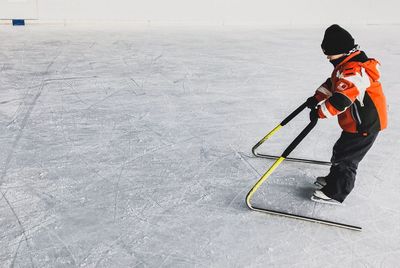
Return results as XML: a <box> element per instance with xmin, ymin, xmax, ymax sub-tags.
<box><xmin>317</xmin><ymin>65</ymin><xmax>368</xmax><ymax>118</ymax></box>
<box><xmin>306</xmin><ymin>78</ymin><xmax>332</xmax><ymax>109</ymax></box>
<box><xmin>314</xmin><ymin>78</ymin><xmax>332</xmax><ymax>102</ymax></box>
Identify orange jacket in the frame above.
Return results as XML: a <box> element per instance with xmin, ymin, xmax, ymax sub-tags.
<box><xmin>314</xmin><ymin>51</ymin><xmax>387</xmax><ymax>134</ymax></box>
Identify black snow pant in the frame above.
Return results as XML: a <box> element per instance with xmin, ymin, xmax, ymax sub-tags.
<box><xmin>321</xmin><ymin>131</ymin><xmax>379</xmax><ymax>203</ymax></box>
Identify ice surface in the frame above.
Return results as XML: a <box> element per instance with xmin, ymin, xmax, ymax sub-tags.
<box><xmin>0</xmin><ymin>25</ymin><xmax>399</xmax><ymax>267</ymax></box>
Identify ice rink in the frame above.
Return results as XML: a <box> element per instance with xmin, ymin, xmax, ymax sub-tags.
<box><xmin>1</xmin><ymin>25</ymin><xmax>399</xmax><ymax>267</ymax></box>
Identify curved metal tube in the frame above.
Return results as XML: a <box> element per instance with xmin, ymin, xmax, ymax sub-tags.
<box><xmin>252</xmin><ymin>102</ymin><xmax>331</xmax><ymax>166</ymax></box>
<box><xmin>246</xmin><ymin>118</ymin><xmax>362</xmax><ymax>231</ymax></box>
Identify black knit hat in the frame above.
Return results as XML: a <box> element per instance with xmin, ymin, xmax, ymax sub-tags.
<box><xmin>321</xmin><ymin>24</ymin><xmax>356</xmax><ymax>55</ymax></box>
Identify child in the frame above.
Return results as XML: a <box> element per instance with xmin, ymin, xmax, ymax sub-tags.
<box><xmin>306</xmin><ymin>24</ymin><xmax>387</xmax><ymax>205</ymax></box>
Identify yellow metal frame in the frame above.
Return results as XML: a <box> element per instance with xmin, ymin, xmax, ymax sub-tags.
<box><xmin>252</xmin><ymin>124</ymin><xmax>331</xmax><ymax>166</ymax></box>
<box><xmin>245</xmin><ymin>156</ymin><xmax>285</xmax><ymax>208</ymax></box>
<box><xmin>251</xmin><ymin>125</ymin><xmax>282</xmax><ymax>153</ymax></box>
<box><xmin>245</xmin><ymin>122</ymin><xmax>362</xmax><ymax>231</ymax></box>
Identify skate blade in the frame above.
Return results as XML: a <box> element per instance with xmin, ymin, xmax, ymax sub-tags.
<box><xmin>311</xmin><ymin>195</ymin><xmax>343</xmax><ymax>206</ymax></box>
<box><xmin>313</xmin><ymin>181</ymin><xmax>326</xmax><ymax>188</ymax></box>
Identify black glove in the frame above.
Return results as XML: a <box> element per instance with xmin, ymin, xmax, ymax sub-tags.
<box><xmin>306</xmin><ymin>96</ymin><xmax>319</xmax><ymax>109</ymax></box>
<box><xmin>309</xmin><ymin>108</ymin><xmax>319</xmax><ymax>121</ymax></box>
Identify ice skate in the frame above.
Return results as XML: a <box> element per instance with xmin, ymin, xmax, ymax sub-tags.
<box><xmin>314</xmin><ymin>176</ymin><xmax>327</xmax><ymax>188</ymax></box>
<box><xmin>311</xmin><ymin>190</ymin><xmax>342</xmax><ymax>205</ymax></box>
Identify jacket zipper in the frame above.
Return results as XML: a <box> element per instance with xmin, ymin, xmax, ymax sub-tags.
<box><xmin>350</xmin><ymin>102</ymin><xmax>362</xmax><ymax>127</ymax></box>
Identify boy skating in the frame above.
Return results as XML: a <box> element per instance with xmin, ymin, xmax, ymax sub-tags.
<box><xmin>306</xmin><ymin>25</ymin><xmax>387</xmax><ymax>205</ymax></box>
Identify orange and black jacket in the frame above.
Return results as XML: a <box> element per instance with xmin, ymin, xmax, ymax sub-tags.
<box><xmin>314</xmin><ymin>50</ymin><xmax>387</xmax><ymax>134</ymax></box>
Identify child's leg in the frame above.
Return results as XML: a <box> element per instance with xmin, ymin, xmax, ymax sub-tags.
<box><xmin>322</xmin><ymin>131</ymin><xmax>378</xmax><ymax>202</ymax></box>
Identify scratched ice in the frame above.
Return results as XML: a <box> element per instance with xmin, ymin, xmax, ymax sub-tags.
<box><xmin>0</xmin><ymin>25</ymin><xmax>399</xmax><ymax>267</ymax></box>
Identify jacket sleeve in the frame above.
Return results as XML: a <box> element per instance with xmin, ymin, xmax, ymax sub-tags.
<box><xmin>317</xmin><ymin>66</ymin><xmax>369</xmax><ymax>118</ymax></box>
<box><xmin>313</xmin><ymin>78</ymin><xmax>333</xmax><ymax>102</ymax></box>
